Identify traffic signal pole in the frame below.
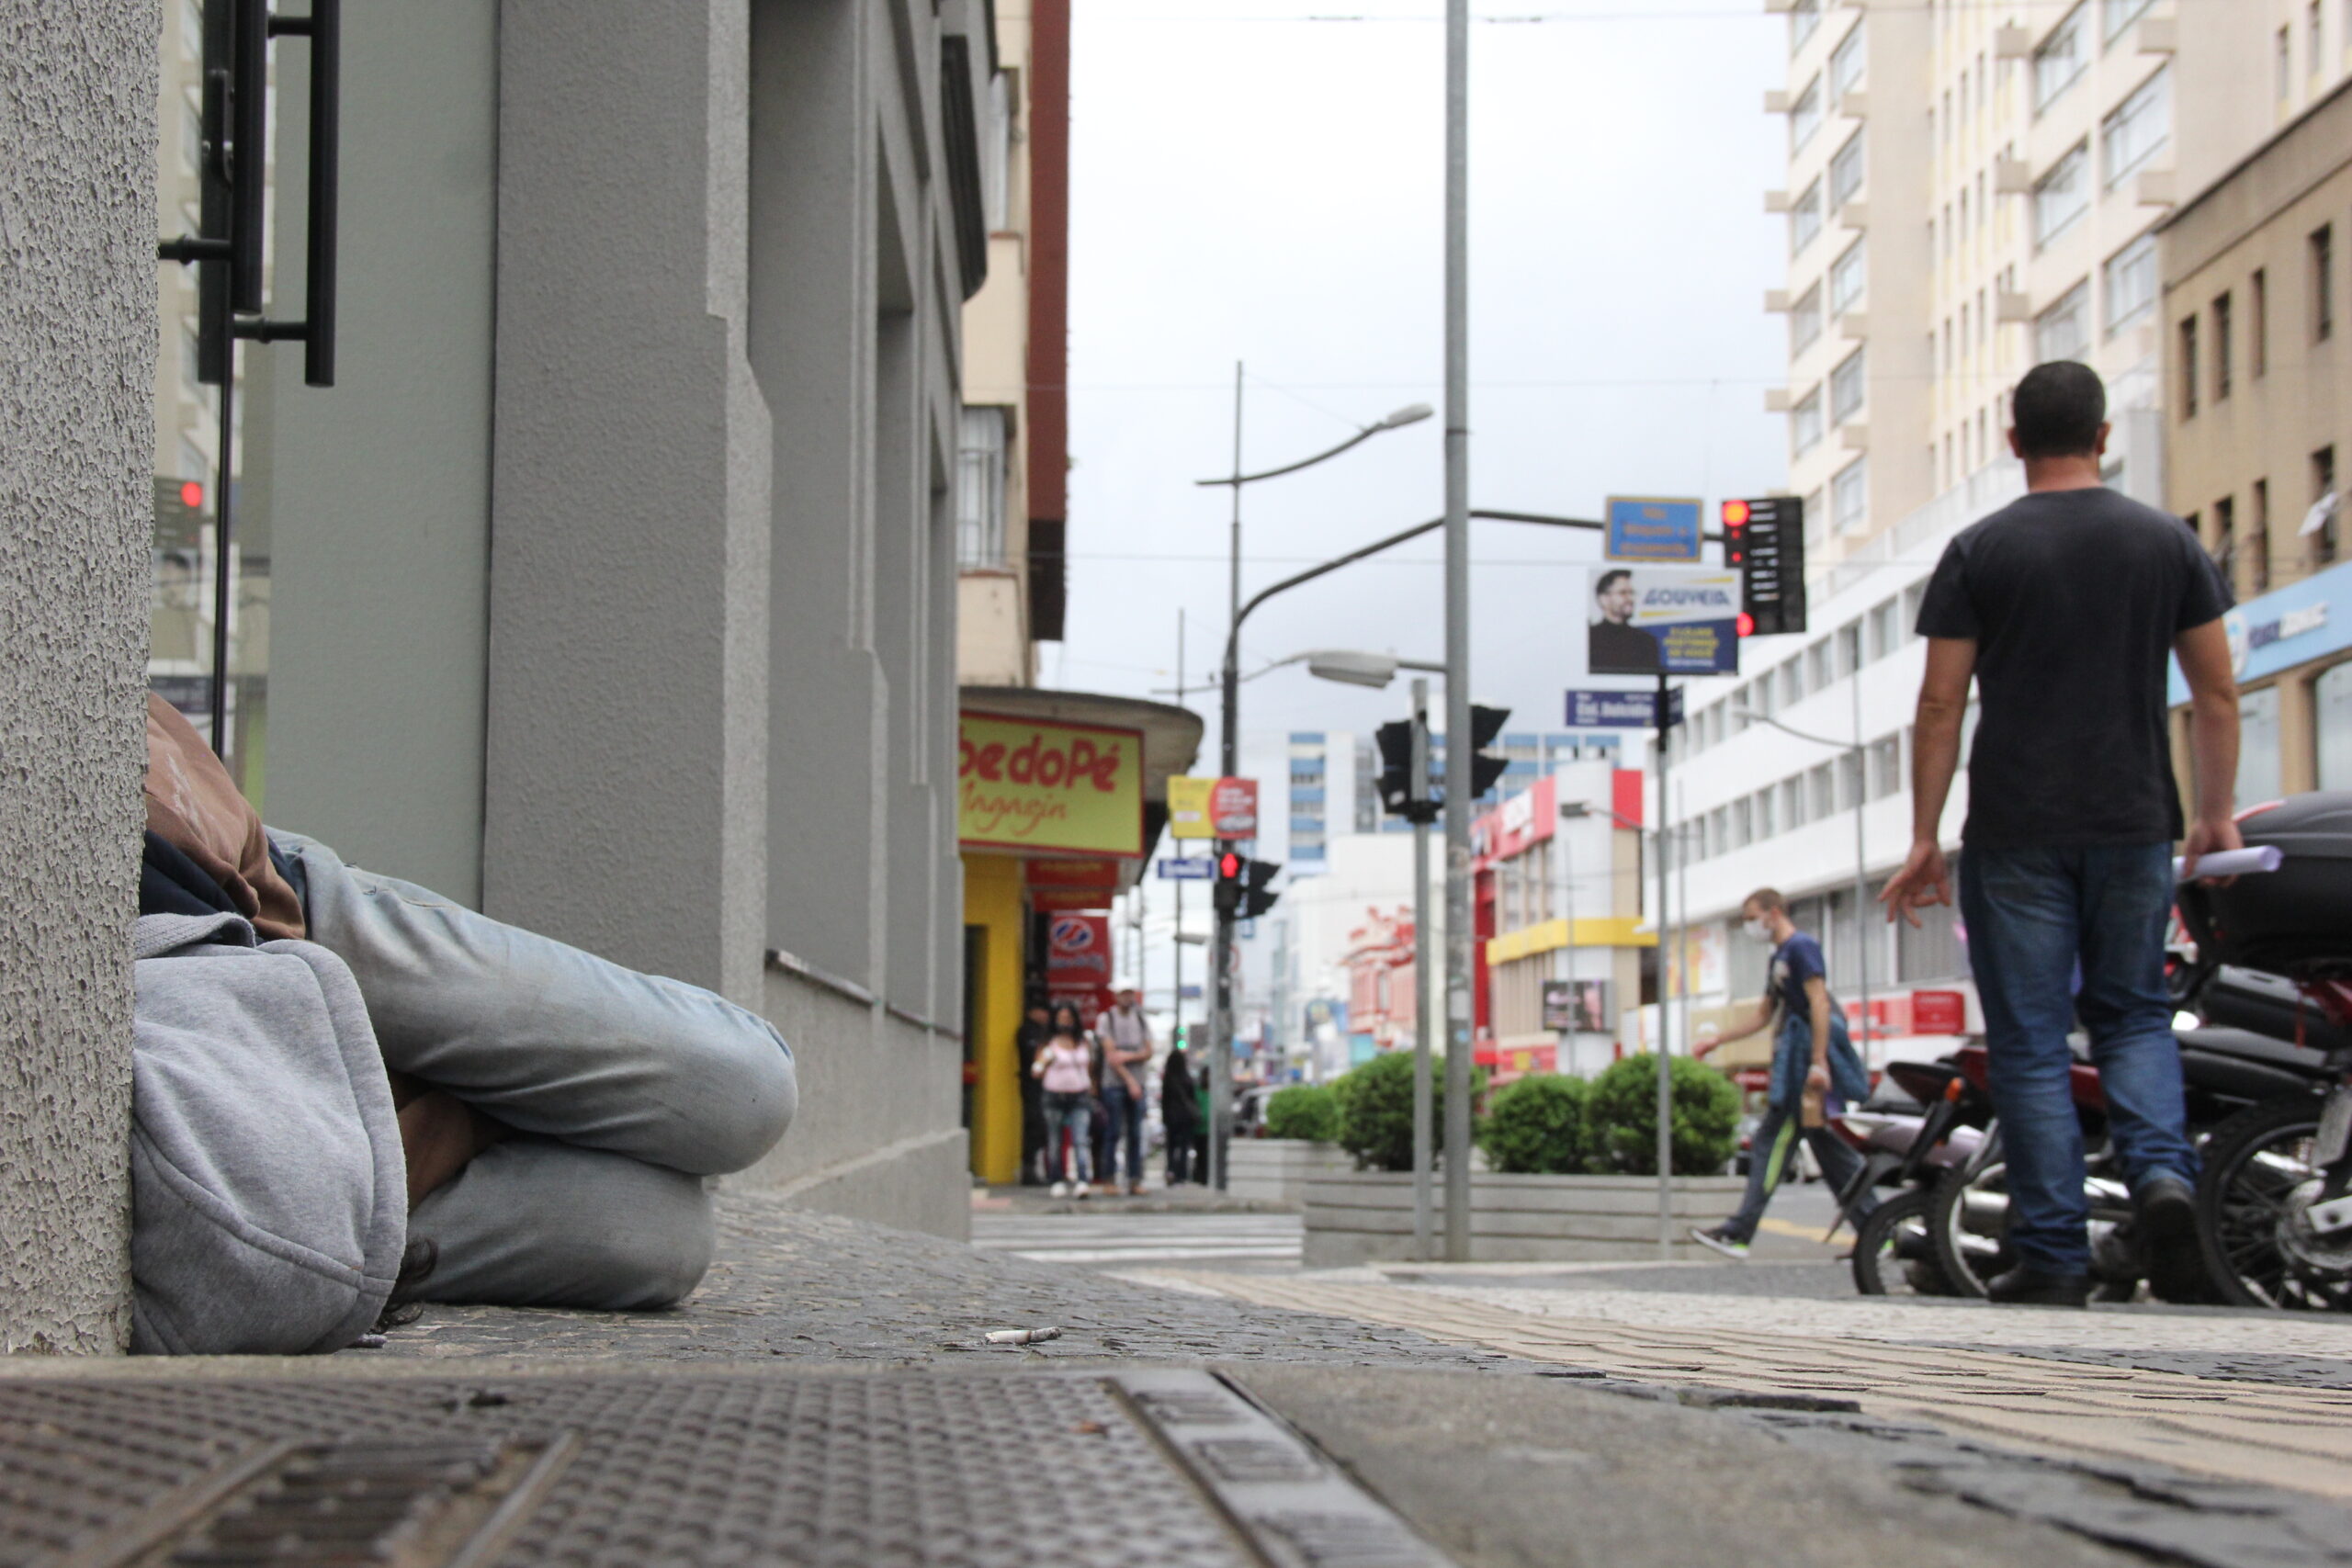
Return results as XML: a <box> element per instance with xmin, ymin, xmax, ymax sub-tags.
<box><xmin>1441</xmin><ymin>0</ymin><xmax>1474</xmax><ymax>1262</ymax></box>
<box><xmin>1213</xmin><ymin>364</ymin><xmax>1242</xmax><ymax>1192</ymax></box>
<box><xmin>1655</xmin><ymin>671</ymin><xmax>1675</xmax><ymax>1260</ymax></box>
<box><xmin>1410</xmin><ymin>679</ymin><xmax>1435</xmax><ymax>1261</ymax></box>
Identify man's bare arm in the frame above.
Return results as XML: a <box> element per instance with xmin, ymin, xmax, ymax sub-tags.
<box><xmin>2175</xmin><ymin>617</ymin><xmax>2244</xmax><ymax>878</ymax></box>
<box><xmin>1881</xmin><ymin>637</ymin><xmax>1976</xmax><ymax>924</ymax></box>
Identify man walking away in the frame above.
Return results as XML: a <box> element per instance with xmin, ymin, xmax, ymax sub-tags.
<box><xmin>1882</xmin><ymin>360</ymin><xmax>2239</xmax><ymax>1307</ymax></box>
<box><xmin>1690</xmin><ymin>889</ymin><xmax>1876</xmax><ymax>1258</ymax></box>
<box><xmin>1096</xmin><ymin>981</ymin><xmax>1153</xmax><ymax>1195</ymax></box>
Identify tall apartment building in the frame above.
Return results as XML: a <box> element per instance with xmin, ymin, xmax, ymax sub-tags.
<box><xmin>1768</xmin><ymin>0</ymin><xmax>2283</xmax><ymax>558</ymax></box>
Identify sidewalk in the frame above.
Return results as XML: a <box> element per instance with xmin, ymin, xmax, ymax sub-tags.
<box><xmin>1</xmin><ymin>1193</ymin><xmax>2346</xmax><ymax>1568</ymax></box>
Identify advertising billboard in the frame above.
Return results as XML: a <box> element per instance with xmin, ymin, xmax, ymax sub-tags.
<box><xmin>1167</xmin><ymin>775</ymin><xmax>1214</xmax><ymax>839</ymax></box>
<box><xmin>1604</xmin><ymin>495</ymin><xmax>1703</xmax><ymax>562</ymax></box>
<box><xmin>957</xmin><ymin>713</ymin><xmax>1146</xmax><ymax>857</ymax></box>
<box><xmin>1045</xmin><ymin>913</ymin><xmax>1113</xmax><ymax>1011</ymax></box>
<box><xmin>1586</xmin><ymin>565</ymin><xmax>1742</xmax><ymax>677</ymax></box>
<box><xmin>1210</xmin><ymin>777</ymin><xmax>1260</xmax><ymax>838</ymax></box>
<box><xmin>1542</xmin><ymin>978</ymin><xmax>1612</xmax><ymax>1033</ymax></box>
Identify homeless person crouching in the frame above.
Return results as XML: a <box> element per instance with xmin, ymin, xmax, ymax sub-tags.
<box><xmin>133</xmin><ymin>695</ymin><xmax>797</xmax><ymax>1353</ymax></box>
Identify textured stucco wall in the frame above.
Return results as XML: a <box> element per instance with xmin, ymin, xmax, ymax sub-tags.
<box><xmin>0</xmin><ymin>0</ymin><xmax>158</xmax><ymax>1352</ymax></box>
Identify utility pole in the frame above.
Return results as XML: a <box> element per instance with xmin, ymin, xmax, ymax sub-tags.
<box><xmin>1440</xmin><ymin>0</ymin><xmax>1475</xmax><ymax>1262</ymax></box>
<box><xmin>1410</xmin><ymin>678</ymin><xmax>1435</xmax><ymax>1261</ymax></box>
<box><xmin>1212</xmin><ymin>364</ymin><xmax>1243</xmax><ymax>1190</ymax></box>
<box><xmin>1654</xmin><ymin>675</ymin><xmax>1675</xmax><ymax>1260</ymax></box>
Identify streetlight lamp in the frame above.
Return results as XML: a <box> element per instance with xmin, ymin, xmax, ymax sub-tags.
<box><xmin>1729</xmin><ymin>703</ymin><xmax>1875</xmax><ymax>1066</ymax></box>
<box><xmin>1192</xmin><ymin>382</ymin><xmax>1432</xmax><ymax>1190</ymax></box>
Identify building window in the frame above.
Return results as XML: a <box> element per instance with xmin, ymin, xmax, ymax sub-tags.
<box><xmin>2212</xmin><ymin>495</ymin><xmax>2236</xmax><ymax>589</ymax></box>
<box><xmin>2241</xmin><ymin>684</ymin><xmax>2284</xmax><ymax>810</ymax></box>
<box><xmin>1837</xmin><ymin>619</ymin><xmax>1863</xmax><ymax>678</ymax></box>
<box><xmin>1791</xmin><ymin>74</ymin><xmax>1823</xmax><ymax>153</ymax></box>
<box><xmin>1830</xmin><ymin>240</ymin><xmax>1867</xmax><ymax>316</ymax></box>
<box><xmin>1779</xmin><ymin>657</ymin><xmax>1804</xmax><ymax>708</ymax></box>
<box><xmin>2252</xmin><ymin>479</ymin><xmax>2272</xmax><ymax>593</ymax></box>
<box><xmin>1867</xmin><ymin>598</ymin><xmax>1898</xmax><ymax>660</ymax></box>
<box><xmin>1833</xmin><ymin>457</ymin><xmax>1869</xmax><ymax>536</ymax></box>
<box><xmin>1792</xmin><ymin>387</ymin><xmax>1825</xmax><ymax>456</ymax></box>
<box><xmin>2035</xmin><ymin>281</ymin><xmax>2090</xmax><ymax>363</ymax></box>
<box><xmin>2178</xmin><ymin>315</ymin><xmax>2199</xmax><ymax>419</ymax></box>
<box><xmin>2034</xmin><ymin>8</ymin><xmax>2086</xmax><ymax>114</ymax></box>
<box><xmin>1792</xmin><ymin>282</ymin><xmax>1824</xmax><ymax>354</ymax></box>
<box><xmin>2032</xmin><ymin>145</ymin><xmax>2089</xmax><ymax>248</ymax></box>
<box><xmin>2313</xmin><ymin>225</ymin><xmax>2335</xmax><ymax>342</ymax></box>
<box><xmin>1829</xmin><ymin>132</ymin><xmax>1865</xmax><ymax>209</ymax></box>
<box><xmin>2312</xmin><ymin>0</ymin><xmax>2325</xmax><ymax>75</ymax></box>
<box><xmin>2253</xmin><ymin>268</ymin><xmax>2270</xmax><ymax>377</ymax></box>
<box><xmin>1807</xmin><ymin>639</ymin><xmax>1833</xmax><ymax>692</ymax></box>
<box><xmin>1831</xmin><ymin>24</ymin><xmax>1867</xmax><ymax>107</ymax></box>
<box><xmin>1830</xmin><ymin>348</ymin><xmax>1867</xmax><ymax>423</ymax></box>
<box><xmin>2102</xmin><ymin>231</ymin><xmax>2157</xmax><ymax>334</ymax></box>
<box><xmin>2213</xmin><ymin>292</ymin><xmax>2233</xmax><ymax>401</ymax></box>
<box><xmin>955</xmin><ymin>406</ymin><xmax>1010</xmax><ymax>569</ymax></box>
<box><xmin>1792</xmin><ymin>0</ymin><xmax>1821</xmax><ymax>52</ymax></box>
<box><xmin>2313</xmin><ymin>446</ymin><xmax>2340</xmax><ymax>569</ymax></box>
<box><xmin>1791</xmin><ymin>178</ymin><xmax>1824</xmax><ymax>256</ymax></box>
<box><xmin>2278</xmin><ymin>27</ymin><xmax>2293</xmax><ymax>106</ymax></box>
<box><xmin>2101</xmin><ymin>67</ymin><xmax>2170</xmax><ymax>189</ymax></box>
<box><xmin>1838</xmin><ymin>750</ymin><xmax>1866</xmax><ymax>811</ymax></box>
<box><xmin>1732</xmin><ymin>797</ymin><xmax>1753</xmax><ymax>850</ymax></box>
<box><xmin>1754</xmin><ymin>787</ymin><xmax>1777</xmax><ymax>840</ymax></box>
<box><xmin>1809</xmin><ymin>761</ymin><xmax>1836</xmax><ymax>822</ymax></box>
<box><xmin>2103</xmin><ymin>0</ymin><xmax>2154</xmax><ymax>39</ymax></box>
<box><xmin>1781</xmin><ymin>776</ymin><xmax>1805</xmax><ymax>832</ymax></box>
<box><xmin>981</xmin><ymin>73</ymin><xmax>1012</xmax><ymax>231</ymax></box>
<box><xmin>1869</xmin><ymin>735</ymin><xmax>1902</xmax><ymax>799</ymax></box>
<box><xmin>2317</xmin><ymin>661</ymin><xmax>2352</xmax><ymax>790</ymax></box>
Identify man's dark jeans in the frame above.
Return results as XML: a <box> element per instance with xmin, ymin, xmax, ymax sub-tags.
<box><xmin>1959</xmin><ymin>841</ymin><xmax>2198</xmax><ymax>1275</ymax></box>
<box><xmin>1101</xmin><ymin>1080</ymin><xmax>1146</xmax><ymax>1186</ymax></box>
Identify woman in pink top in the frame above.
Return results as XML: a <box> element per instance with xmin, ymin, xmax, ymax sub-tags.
<box><xmin>1031</xmin><ymin>1029</ymin><xmax>1096</xmax><ymax>1197</ymax></box>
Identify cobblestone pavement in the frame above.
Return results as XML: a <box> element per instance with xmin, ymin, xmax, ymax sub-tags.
<box><xmin>1148</xmin><ymin>1270</ymin><xmax>2352</xmax><ymax>1502</ymax></box>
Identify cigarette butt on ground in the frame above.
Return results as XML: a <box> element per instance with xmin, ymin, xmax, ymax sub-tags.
<box><xmin>985</xmin><ymin>1326</ymin><xmax>1064</xmax><ymax>1346</ymax></box>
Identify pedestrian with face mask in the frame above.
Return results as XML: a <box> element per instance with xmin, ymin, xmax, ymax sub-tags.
<box><xmin>1689</xmin><ymin>887</ymin><xmax>1876</xmax><ymax>1259</ymax></box>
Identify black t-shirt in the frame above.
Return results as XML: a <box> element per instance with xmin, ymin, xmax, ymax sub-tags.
<box><xmin>1914</xmin><ymin>487</ymin><xmax>2230</xmax><ymax>848</ymax></box>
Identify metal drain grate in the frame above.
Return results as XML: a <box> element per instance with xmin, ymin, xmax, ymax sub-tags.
<box><xmin>0</xmin><ymin>1370</ymin><xmax>1446</xmax><ymax>1568</ymax></box>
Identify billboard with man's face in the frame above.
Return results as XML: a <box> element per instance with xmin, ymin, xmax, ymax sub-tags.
<box><xmin>1586</xmin><ymin>566</ymin><xmax>1742</xmax><ymax>677</ymax></box>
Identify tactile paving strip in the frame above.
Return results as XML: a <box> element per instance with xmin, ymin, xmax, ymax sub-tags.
<box><xmin>0</xmin><ymin>1370</ymin><xmax>1446</xmax><ymax>1568</ymax></box>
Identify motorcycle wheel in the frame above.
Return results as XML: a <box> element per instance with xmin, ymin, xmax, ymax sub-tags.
<box><xmin>1929</xmin><ymin>1160</ymin><xmax>2011</xmax><ymax>1298</ymax></box>
<box><xmin>2195</xmin><ymin>1094</ymin><xmax>2352</xmax><ymax>1312</ymax></box>
<box><xmin>1852</xmin><ymin>1190</ymin><xmax>1956</xmax><ymax>1296</ymax></box>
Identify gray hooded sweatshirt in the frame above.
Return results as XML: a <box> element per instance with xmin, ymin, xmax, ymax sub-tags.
<box><xmin>130</xmin><ymin>912</ymin><xmax>407</xmax><ymax>1354</ymax></box>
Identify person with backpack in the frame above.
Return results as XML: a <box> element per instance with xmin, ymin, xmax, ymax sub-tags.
<box><xmin>1094</xmin><ymin>980</ymin><xmax>1154</xmax><ymax>1195</ymax></box>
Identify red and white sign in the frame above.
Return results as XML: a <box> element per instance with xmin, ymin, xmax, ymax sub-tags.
<box><xmin>1911</xmin><ymin>989</ymin><xmax>1967</xmax><ymax>1035</ymax></box>
<box><xmin>1046</xmin><ymin>913</ymin><xmax>1113</xmax><ymax>1011</ymax></box>
<box><xmin>1481</xmin><ymin>775</ymin><xmax>1556</xmax><ymax>865</ymax></box>
<box><xmin>1211</xmin><ymin>777</ymin><xmax>1259</xmax><ymax>838</ymax></box>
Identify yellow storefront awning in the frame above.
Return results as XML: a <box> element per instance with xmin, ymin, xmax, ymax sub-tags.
<box><xmin>1487</xmin><ymin>916</ymin><xmax>1656</xmax><ymax>966</ymax></box>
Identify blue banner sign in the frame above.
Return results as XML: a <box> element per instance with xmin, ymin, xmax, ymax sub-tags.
<box><xmin>1587</xmin><ymin>565</ymin><xmax>1742</xmax><ymax>676</ymax></box>
<box><xmin>1157</xmin><ymin>856</ymin><xmax>1216</xmax><ymax>880</ymax></box>
<box><xmin>1604</xmin><ymin>495</ymin><xmax>1703</xmax><ymax>562</ymax></box>
<box><xmin>1565</xmin><ymin>688</ymin><xmax>1684</xmax><ymax>728</ymax></box>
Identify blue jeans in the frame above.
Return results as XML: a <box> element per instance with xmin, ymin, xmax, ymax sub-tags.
<box><xmin>1960</xmin><ymin>841</ymin><xmax>2197</xmax><ymax>1275</ymax></box>
<box><xmin>1043</xmin><ymin>1091</ymin><xmax>1092</xmax><ymax>1183</ymax></box>
<box><xmin>274</xmin><ymin>832</ymin><xmax>797</xmax><ymax>1308</ymax></box>
<box><xmin>1101</xmin><ymin>1079</ymin><xmax>1147</xmax><ymax>1185</ymax></box>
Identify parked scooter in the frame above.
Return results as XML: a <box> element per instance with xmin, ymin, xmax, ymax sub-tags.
<box><xmin>1845</xmin><ymin>1058</ymin><xmax>1990</xmax><ymax>1297</ymax></box>
<box><xmin>2175</xmin><ymin>792</ymin><xmax>2352</xmax><ymax>1311</ymax></box>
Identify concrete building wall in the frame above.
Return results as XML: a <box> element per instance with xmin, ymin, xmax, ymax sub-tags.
<box><xmin>251</xmin><ymin>0</ymin><xmax>500</xmax><ymax>905</ymax></box>
<box><xmin>0</xmin><ymin>0</ymin><xmax>157</xmax><ymax>1352</ymax></box>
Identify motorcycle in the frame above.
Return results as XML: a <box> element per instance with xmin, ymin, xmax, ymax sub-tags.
<box><xmin>1844</xmin><ymin>1057</ymin><xmax>1989</xmax><ymax>1298</ymax></box>
<box><xmin>2175</xmin><ymin>792</ymin><xmax>2352</xmax><ymax>1311</ymax></box>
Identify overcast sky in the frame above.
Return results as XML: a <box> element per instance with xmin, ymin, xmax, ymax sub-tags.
<box><xmin>1053</xmin><ymin>0</ymin><xmax>1790</xmax><ymax>751</ymax></box>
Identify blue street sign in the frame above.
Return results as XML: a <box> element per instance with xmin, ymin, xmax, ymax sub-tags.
<box><xmin>1566</xmin><ymin>688</ymin><xmax>1685</xmax><ymax>728</ymax></box>
<box><xmin>1604</xmin><ymin>495</ymin><xmax>1703</xmax><ymax>562</ymax></box>
<box><xmin>1157</xmin><ymin>856</ymin><xmax>1216</xmax><ymax>880</ymax></box>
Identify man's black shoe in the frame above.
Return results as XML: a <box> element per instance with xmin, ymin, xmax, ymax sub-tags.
<box><xmin>2137</xmin><ymin>1175</ymin><xmax>2216</xmax><ymax>1303</ymax></box>
<box><xmin>1985</xmin><ymin>1265</ymin><xmax>2091</xmax><ymax>1307</ymax></box>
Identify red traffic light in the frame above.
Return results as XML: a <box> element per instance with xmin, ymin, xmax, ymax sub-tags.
<box><xmin>1217</xmin><ymin>852</ymin><xmax>1243</xmax><ymax>879</ymax></box>
<box><xmin>1722</xmin><ymin>499</ymin><xmax>1750</xmax><ymax>529</ymax></box>
<box><xmin>1736</xmin><ymin>613</ymin><xmax>1756</xmax><ymax>637</ymax></box>
<box><xmin>179</xmin><ymin>479</ymin><xmax>206</xmax><ymax>510</ymax></box>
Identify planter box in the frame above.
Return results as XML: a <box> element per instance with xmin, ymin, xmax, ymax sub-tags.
<box><xmin>1226</xmin><ymin>1139</ymin><xmax>1353</xmax><ymax>1207</ymax></box>
<box><xmin>1302</xmin><ymin>1170</ymin><xmax>1747</xmax><ymax>1267</ymax></box>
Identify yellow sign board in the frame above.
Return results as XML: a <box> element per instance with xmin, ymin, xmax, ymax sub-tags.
<box><xmin>1167</xmin><ymin>775</ymin><xmax>1215</xmax><ymax>840</ymax></box>
<box><xmin>958</xmin><ymin>712</ymin><xmax>1146</xmax><ymax>857</ymax></box>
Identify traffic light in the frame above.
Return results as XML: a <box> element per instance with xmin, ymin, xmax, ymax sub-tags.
<box><xmin>1723</xmin><ymin>496</ymin><xmax>1807</xmax><ymax>637</ymax></box>
<box><xmin>1374</xmin><ymin>720</ymin><xmax>1437</xmax><ymax>825</ymax></box>
<box><xmin>1213</xmin><ymin>852</ymin><xmax>1282</xmax><ymax>919</ymax></box>
<box><xmin>1467</xmin><ymin>704</ymin><xmax>1510</xmax><ymax>802</ymax></box>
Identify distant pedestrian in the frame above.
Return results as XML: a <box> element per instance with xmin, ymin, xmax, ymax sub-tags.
<box><xmin>1160</xmin><ymin>1044</ymin><xmax>1200</xmax><ymax>1185</ymax></box>
<box><xmin>1095</xmin><ymin>980</ymin><xmax>1154</xmax><ymax>1195</ymax></box>
<box><xmin>1016</xmin><ymin>1000</ymin><xmax>1052</xmax><ymax>1186</ymax></box>
<box><xmin>1690</xmin><ymin>888</ymin><xmax>1876</xmax><ymax>1259</ymax></box>
<box><xmin>1032</xmin><ymin>1025</ymin><xmax>1094</xmax><ymax>1198</ymax></box>
<box><xmin>1881</xmin><ymin>360</ymin><xmax>2238</xmax><ymax>1307</ymax></box>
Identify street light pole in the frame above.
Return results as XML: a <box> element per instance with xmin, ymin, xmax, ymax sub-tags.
<box><xmin>1410</xmin><ymin>678</ymin><xmax>1435</xmax><ymax>1261</ymax></box>
<box><xmin>1440</xmin><ymin>0</ymin><xmax>1475</xmax><ymax>1264</ymax></box>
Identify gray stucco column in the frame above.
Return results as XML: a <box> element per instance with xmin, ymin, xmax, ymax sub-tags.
<box><xmin>484</xmin><ymin>0</ymin><xmax>773</xmax><ymax>1005</ymax></box>
<box><xmin>0</xmin><ymin>0</ymin><xmax>157</xmax><ymax>1352</ymax></box>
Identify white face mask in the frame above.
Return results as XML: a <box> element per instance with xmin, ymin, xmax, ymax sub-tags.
<box><xmin>1742</xmin><ymin>917</ymin><xmax>1774</xmax><ymax>943</ymax></box>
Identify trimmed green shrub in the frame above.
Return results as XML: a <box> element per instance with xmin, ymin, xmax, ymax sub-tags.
<box><xmin>1587</xmin><ymin>1054</ymin><xmax>1741</xmax><ymax>1176</ymax></box>
<box><xmin>1476</xmin><ymin>1074</ymin><xmax>1593</xmax><ymax>1175</ymax></box>
<box><xmin>1330</xmin><ymin>1050</ymin><xmax>1480</xmax><ymax>1172</ymax></box>
<box><xmin>1263</xmin><ymin>1084</ymin><xmax>1340</xmax><ymax>1144</ymax></box>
